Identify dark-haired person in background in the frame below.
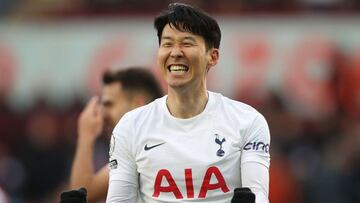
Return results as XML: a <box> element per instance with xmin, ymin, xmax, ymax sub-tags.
<box><xmin>107</xmin><ymin>3</ymin><xmax>270</xmax><ymax>203</ymax></box>
<box><xmin>70</xmin><ymin>67</ymin><xmax>163</xmax><ymax>202</ymax></box>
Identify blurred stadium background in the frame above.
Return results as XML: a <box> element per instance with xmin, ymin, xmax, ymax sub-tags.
<box><xmin>1</xmin><ymin>0</ymin><xmax>360</xmax><ymax>202</ymax></box>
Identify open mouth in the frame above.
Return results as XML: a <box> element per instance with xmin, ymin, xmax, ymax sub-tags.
<box><xmin>168</xmin><ymin>65</ymin><xmax>189</xmax><ymax>73</ymax></box>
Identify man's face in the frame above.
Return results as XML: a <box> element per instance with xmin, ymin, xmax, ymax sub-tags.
<box><xmin>101</xmin><ymin>82</ymin><xmax>133</xmax><ymax>135</ymax></box>
<box><xmin>157</xmin><ymin>24</ymin><xmax>218</xmax><ymax>90</ymax></box>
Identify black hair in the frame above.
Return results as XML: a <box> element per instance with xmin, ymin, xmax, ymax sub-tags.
<box><xmin>102</xmin><ymin>67</ymin><xmax>163</xmax><ymax>102</ymax></box>
<box><xmin>154</xmin><ymin>3</ymin><xmax>221</xmax><ymax>50</ymax></box>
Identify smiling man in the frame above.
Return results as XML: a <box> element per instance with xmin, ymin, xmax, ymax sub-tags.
<box><xmin>106</xmin><ymin>3</ymin><xmax>270</xmax><ymax>203</ymax></box>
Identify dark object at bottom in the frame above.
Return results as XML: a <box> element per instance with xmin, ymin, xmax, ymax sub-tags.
<box><xmin>60</xmin><ymin>187</ymin><xmax>87</xmax><ymax>203</ymax></box>
<box><xmin>231</xmin><ymin>187</ymin><xmax>256</xmax><ymax>203</ymax></box>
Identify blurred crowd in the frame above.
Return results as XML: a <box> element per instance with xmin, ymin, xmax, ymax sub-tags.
<box><xmin>1</xmin><ymin>0</ymin><xmax>360</xmax><ymax>19</ymax></box>
<box><xmin>0</xmin><ymin>94</ymin><xmax>111</xmax><ymax>203</ymax></box>
<box><xmin>1</xmin><ymin>56</ymin><xmax>360</xmax><ymax>203</ymax></box>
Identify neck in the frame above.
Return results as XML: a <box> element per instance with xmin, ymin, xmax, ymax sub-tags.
<box><xmin>166</xmin><ymin>88</ymin><xmax>209</xmax><ymax>119</ymax></box>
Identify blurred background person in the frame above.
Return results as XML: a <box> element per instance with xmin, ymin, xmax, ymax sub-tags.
<box><xmin>70</xmin><ymin>68</ymin><xmax>163</xmax><ymax>203</ymax></box>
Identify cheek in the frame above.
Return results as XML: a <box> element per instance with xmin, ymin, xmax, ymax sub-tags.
<box><xmin>200</xmin><ymin>53</ymin><xmax>212</xmax><ymax>67</ymax></box>
<box><xmin>157</xmin><ymin>54</ymin><xmax>167</xmax><ymax>75</ymax></box>
<box><xmin>157</xmin><ymin>50</ymin><xmax>166</xmax><ymax>66</ymax></box>
<box><xmin>156</xmin><ymin>50</ymin><xmax>163</xmax><ymax>65</ymax></box>
<box><xmin>189</xmin><ymin>54</ymin><xmax>203</xmax><ymax>69</ymax></box>
<box><xmin>114</xmin><ymin>106</ymin><xmax>125</xmax><ymax>117</ymax></box>
<box><xmin>113</xmin><ymin>103</ymin><xmax>130</xmax><ymax>120</ymax></box>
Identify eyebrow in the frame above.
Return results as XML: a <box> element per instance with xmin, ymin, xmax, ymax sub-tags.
<box><xmin>183</xmin><ymin>36</ymin><xmax>197</xmax><ymax>42</ymax></box>
<box><xmin>161</xmin><ymin>36</ymin><xmax>197</xmax><ymax>42</ymax></box>
<box><xmin>161</xmin><ymin>36</ymin><xmax>173</xmax><ymax>41</ymax></box>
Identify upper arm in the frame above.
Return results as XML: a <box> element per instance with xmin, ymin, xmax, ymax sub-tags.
<box><xmin>106</xmin><ymin>118</ymin><xmax>139</xmax><ymax>203</ymax></box>
<box><xmin>241</xmin><ymin>114</ymin><xmax>270</xmax><ymax>167</ymax></box>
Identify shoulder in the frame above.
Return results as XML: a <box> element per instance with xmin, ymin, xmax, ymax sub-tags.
<box><xmin>211</xmin><ymin>91</ymin><xmax>264</xmax><ymax>120</ymax></box>
<box><xmin>209</xmin><ymin>92</ymin><xmax>269</xmax><ymax>138</ymax></box>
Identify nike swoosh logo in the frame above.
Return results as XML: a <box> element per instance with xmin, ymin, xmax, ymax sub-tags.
<box><xmin>144</xmin><ymin>142</ymin><xmax>165</xmax><ymax>151</ymax></box>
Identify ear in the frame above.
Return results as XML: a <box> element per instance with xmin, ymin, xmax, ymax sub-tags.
<box><xmin>207</xmin><ymin>48</ymin><xmax>219</xmax><ymax>68</ymax></box>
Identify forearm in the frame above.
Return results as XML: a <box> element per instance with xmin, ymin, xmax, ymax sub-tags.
<box><xmin>106</xmin><ymin>179</ymin><xmax>138</xmax><ymax>203</ymax></box>
<box><xmin>70</xmin><ymin>136</ymin><xmax>96</xmax><ymax>189</ymax></box>
<box><xmin>241</xmin><ymin>162</ymin><xmax>269</xmax><ymax>203</ymax></box>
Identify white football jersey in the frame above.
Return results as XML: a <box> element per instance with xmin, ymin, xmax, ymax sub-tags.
<box><xmin>107</xmin><ymin>91</ymin><xmax>270</xmax><ymax>203</ymax></box>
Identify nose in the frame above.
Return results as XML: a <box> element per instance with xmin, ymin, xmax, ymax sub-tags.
<box><xmin>170</xmin><ymin>45</ymin><xmax>184</xmax><ymax>58</ymax></box>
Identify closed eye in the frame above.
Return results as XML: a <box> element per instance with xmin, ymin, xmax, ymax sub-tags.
<box><xmin>102</xmin><ymin>101</ymin><xmax>112</xmax><ymax>107</ymax></box>
<box><xmin>161</xmin><ymin>42</ymin><xmax>173</xmax><ymax>48</ymax></box>
<box><xmin>183</xmin><ymin>42</ymin><xmax>194</xmax><ymax>47</ymax></box>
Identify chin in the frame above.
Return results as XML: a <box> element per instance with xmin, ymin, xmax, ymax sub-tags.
<box><xmin>167</xmin><ymin>78</ymin><xmax>190</xmax><ymax>87</ymax></box>
<box><xmin>168</xmin><ymin>83</ymin><xmax>186</xmax><ymax>89</ymax></box>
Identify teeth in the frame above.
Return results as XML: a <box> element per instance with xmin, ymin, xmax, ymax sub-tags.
<box><xmin>169</xmin><ymin>65</ymin><xmax>188</xmax><ymax>72</ymax></box>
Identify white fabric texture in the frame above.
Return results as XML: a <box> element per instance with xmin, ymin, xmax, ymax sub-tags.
<box><xmin>106</xmin><ymin>91</ymin><xmax>270</xmax><ymax>203</ymax></box>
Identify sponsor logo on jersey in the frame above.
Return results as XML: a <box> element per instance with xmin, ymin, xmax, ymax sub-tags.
<box><xmin>144</xmin><ymin>142</ymin><xmax>165</xmax><ymax>151</ymax></box>
<box><xmin>153</xmin><ymin>166</ymin><xmax>229</xmax><ymax>199</ymax></box>
<box><xmin>243</xmin><ymin>141</ymin><xmax>269</xmax><ymax>153</ymax></box>
<box><xmin>109</xmin><ymin>159</ymin><xmax>118</xmax><ymax>169</ymax></box>
<box><xmin>215</xmin><ymin>134</ymin><xmax>226</xmax><ymax>157</ymax></box>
